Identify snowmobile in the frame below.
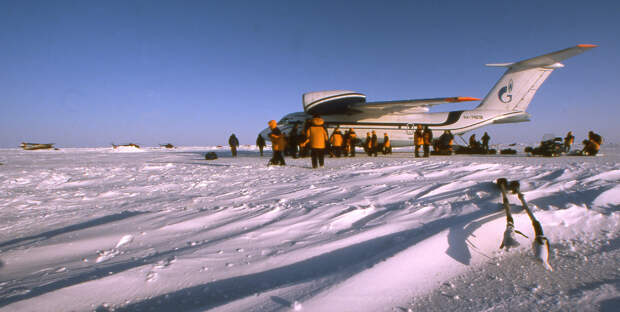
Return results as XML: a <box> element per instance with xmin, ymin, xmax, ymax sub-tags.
<box><xmin>524</xmin><ymin>137</ymin><xmax>563</xmax><ymax>157</ymax></box>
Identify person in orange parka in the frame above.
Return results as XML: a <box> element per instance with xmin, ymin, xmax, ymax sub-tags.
<box><xmin>330</xmin><ymin>127</ymin><xmax>344</xmax><ymax>157</ymax></box>
<box><xmin>382</xmin><ymin>133</ymin><xmax>392</xmax><ymax>154</ymax></box>
<box><xmin>369</xmin><ymin>130</ymin><xmax>378</xmax><ymax>157</ymax></box>
<box><xmin>302</xmin><ymin>115</ymin><xmax>329</xmax><ymax>168</ymax></box>
<box><xmin>422</xmin><ymin>125</ymin><xmax>433</xmax><ymax>157</ymax></box>
<box><xmin>267</xmin><ymin>120</ymin><xmax>286</xmax><ymax>166</ymax></box>
<box><xmin>413</xmin><ymin>124</ymin><xmax>424</xmax><ymax>158</ymax></box>
<box><xmin>582</xmin><ymin>130</ymin><xmax>602</xmax><ymax>156</ymax></box>
<box><xmin>364</xmin><ymin>132</ymin><xmax>372</xmax><ymax>155</ymax></box>
<box><xmin>347</xmin><ymin>128</ymin><xmax>358</xmax><ymax>157</ymax></box>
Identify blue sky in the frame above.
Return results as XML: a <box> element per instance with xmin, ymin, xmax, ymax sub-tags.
<box><xmin>1</xmin><ymin>0</ymin><xmax>618</xmax><ymax>147</ymax></box>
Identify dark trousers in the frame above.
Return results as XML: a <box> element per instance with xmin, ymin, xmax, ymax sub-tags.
<box><xmin>259</xmin><ymin>146</ymin><xmax>264</xmax><ymax>156</ymax></box>
<box><xmin>231</xmin><ymin>145</ymin><xmax>237</xmax><ymax>157</ymax></box>
<box><xmin>333</xmin><ymin>146</ymin><xmax>342</xmax><ymax>157</ymax></box>
<box><xmin>270</xmin><ymin>150</ymin><xmax>285</xmax><ymax>165</ymax></box>
<box><xmin>367</xmin><ymin>146</ymin><xmax>377</xmax><ymax>157</ymax></box>
<box><xmin>423</xmin><ymin>144</ymin><xmax>430</xmax><ymax>157</ymax></box>
<box><xmin>311</xmin><ymin>148</ymin><xmax>325</xmax><ymax>168</ymax></box>
<box><xmin>415</xmin><ymin>145</ymin><xmax>421</xmax><ymax>157</ymax></box>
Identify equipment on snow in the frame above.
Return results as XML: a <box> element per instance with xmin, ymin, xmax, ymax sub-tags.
<box><xmin>496</xmin><ymin>178</ymin><xmax>553</xmax><ymax>271</ymax></box>
<box><xmin>497</xmin><ymin>178</ymin><xmax>525</xmax><ymax>250</ymax></box>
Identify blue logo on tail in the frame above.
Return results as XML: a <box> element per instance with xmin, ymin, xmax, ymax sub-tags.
<box><xmin>498</xmin><ymin>80</ymin><xmax>513</xmax><ymax>103</ymax></box>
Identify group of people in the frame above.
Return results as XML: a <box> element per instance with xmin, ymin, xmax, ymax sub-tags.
<box><xmin>263</xmin><ymin>116</ymin><xmax>396</xmax><ymax>169</ymax></box>
<box><xmin>467</xmin><ymin>132</ymin><xmax>492</xmax><ymax>153</ymax></box>
<box><xmin>232</xmin><ymin>123</ymin><xmax>604</xmax><ymax>167</ymax></box>
<box><xmin>413</xmin><ymin>125</ymin><xmax>434</xmax><ymax>157</ymax></box>
<box><xmin>265</xmin><ymin>115</ymin><xmax>328</xmax><ymax>168</ymax></box>
<box><xmin>363</xmin><ymin>131</ymin><xmax>392</xmax><ymax>157</ymax></box>
<box><xmin>563</xmin><ymin>130</ymin><xmax>602</xmax><ymax>156</ymax></box>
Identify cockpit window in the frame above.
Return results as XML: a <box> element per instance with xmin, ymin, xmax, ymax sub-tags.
<box><xmin>278</xmin><ymin>118</ymin><xmax>289</xmax><ymax>124</ymax></box>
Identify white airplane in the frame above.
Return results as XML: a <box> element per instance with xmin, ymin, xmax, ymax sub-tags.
<box><xmin>260</xmin><ymin>44</ymin><xmax>597</xmax><ymax>147</ymax></box>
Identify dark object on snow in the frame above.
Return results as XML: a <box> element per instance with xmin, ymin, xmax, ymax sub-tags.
<box><xmin>453</xmin><ymin>145</ymin><xmax>497</xmax><ymax>155</ymax></box>
<box><xmin>21</xmin><ymin>142</ymin><xmax>55</xmax><ymax>150</ymax></box>
<box><xmin>496</xmin><ymin>178</ymin><xmax>553</xmax><ymax>271</ymax></box>
<box><xmin>205</xmin><ymin>152</ymin><xmax>218</xmax><ymax>160</ymax></box>
<box><xmin>160</xmin><ymin>143</ymin><xmax>175</xmax><ymax>149</ymax></box>
<box><xmin>524</xmin><ymin>137</ymin><xmax>563</xmax><ymax>157</ymax></box>
<box><xmin>112</xmin><ymin>143</ymin><xmax>140</xmax><ymax>149</ymax></box>
<box><xmin>500</xmin><ymin>148</ymin><xmax>517</xmax><ymax>155</ymax></box>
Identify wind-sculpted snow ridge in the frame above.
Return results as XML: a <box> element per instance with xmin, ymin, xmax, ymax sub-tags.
<box><xmin>0</xmin><ymin>147</ymin><xmax>618</xmax><ymax>312</ymax></box>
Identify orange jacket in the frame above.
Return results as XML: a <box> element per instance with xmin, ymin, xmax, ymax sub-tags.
<box><xmin>383</xmin><ymin>136</ymin><xmax>391</xmax><ymax>148</ymax></box>
<box><xmin>269</xmin><ymin>128</ymin><xmax>286</xmax><ymax>151</ymax></box>
<box><xmin>330</xmin><ymin>130</ymin><xmax>344</xmax><ymax>147</ymax></box>
<box><xmin>348</xmin><ymin>132</ymin><xmax>357</xmax><ymax>144</ymax></box>
<box><xmin>305</xmin><ymin>117</ymin><xmax>328</xmax><ymax>149</ymax></box>
<box><xmin>423</xmin><ymin>130</ymin><xmax>432</xmax><ymax>145</ymax></box>
<box><xmin>414</xmin><ymin>129</ymin><xmax>424</xmax><ymax>146</ymax></box>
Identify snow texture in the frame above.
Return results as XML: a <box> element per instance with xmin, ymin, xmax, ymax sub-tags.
<box><xmin>0</xmin><ymin>145</ymin><xmax>618</xmax><ymax>311</ymax></box>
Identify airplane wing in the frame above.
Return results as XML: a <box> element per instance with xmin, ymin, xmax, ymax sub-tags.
<box><xmin>351</xmin><ymin>97</ymin><xmax>480</xmax><ymax>113</ymax></box>
<box><xmin>303</xmin><ymin>90</ymin><xmax>479</xmax><ymax>115</ymax></box>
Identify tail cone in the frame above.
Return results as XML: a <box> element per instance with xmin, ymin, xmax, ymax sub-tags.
<box><xmin>533</xmin><ymin>236</ymin><xmax>553</xmax><ymax>271</ymax></box>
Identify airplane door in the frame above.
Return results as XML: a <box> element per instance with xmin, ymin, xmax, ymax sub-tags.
<box><xmin>406</xmin><ymin>123</ymin><xmax>414</xmax><ymax>135</ymax></box>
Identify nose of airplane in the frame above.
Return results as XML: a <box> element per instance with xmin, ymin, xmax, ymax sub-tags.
<box><xmin>259</xmin><ymin>127</ymin><xmax>271</xmax><ymax>141</ymax></box>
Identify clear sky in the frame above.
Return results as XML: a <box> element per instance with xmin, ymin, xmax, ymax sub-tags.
<box><xmin>1</xmin><ymin>0</ymin><xmax>619</xmax><ymax>147</ymax></box>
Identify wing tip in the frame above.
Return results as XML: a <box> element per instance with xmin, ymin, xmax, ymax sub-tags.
<box><xmin>577</xmin><ymin>44</ymin><xmax>598</xmax><ymax>48</ymax></box>
<box><xmin>448</xmin><ymin>97</ymin><xmax>481</xmax><ymax>103</ymax></box>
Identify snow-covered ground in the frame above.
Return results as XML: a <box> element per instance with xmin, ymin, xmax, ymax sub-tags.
<box><xmin>0</xmin><ymin>145</ymin><xmax>618</xmax><ymax>312</ymax></box>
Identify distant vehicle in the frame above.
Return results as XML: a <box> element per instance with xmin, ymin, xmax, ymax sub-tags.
<box><xmin>160</xmin><ymin>143</ymin><xmax>175</xmax><ymax>149</ymax></box>
<box><xmin>260</xmin><ymin>44</ymin><xmax>597</xmax><ymax>147</ymax></box>
<box><xmin>21</xmin><ymin>142</ymin><xmax>55</xmax><ymax>150</ymax></box>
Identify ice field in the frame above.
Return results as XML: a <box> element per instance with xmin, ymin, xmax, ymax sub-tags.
<box><xmin>0</xmin><ymin>145</ymin><xmax>618</xmax><ymax>311</ymax></box>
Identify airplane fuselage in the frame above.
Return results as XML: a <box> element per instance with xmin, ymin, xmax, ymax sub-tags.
<box><xmin>262</xmin><ymin>108</ymin><xmax>530</xmax><ymax>147</ymax></box>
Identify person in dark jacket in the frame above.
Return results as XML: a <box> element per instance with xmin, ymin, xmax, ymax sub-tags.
<box><xmin>229</xmin><ymin>134</ymin><xmax>239</xmax><ymax>157</ymax></box>
<box><xmin>481</xmin><ymin>132</ymin><xmax>490</xmax><ymax>153</ymax></box>
<box><xmin>364</xmin><ymin>132</ymin><xmax>371</xmax><ymax>155</ymax></box>
<box><xmin>564</xmin><ymin>131</ymin><xmax>574</xmax><ymax>153</ymax></box>
<box><xmin>267</xmin><ymin>120</ymin><xmax>286</xmax><ymax>165</ymax></box>
<box><xmin>469</xmin><ymin>134</ymin><xmax>480</xmax><ymax>150</ymax></box>
<box><xmin>256</xmin><ymin>134</ymin><xmax>266</xmax><ymax>156</ymax></box>
<box><xmin>288</xmin><ymin>124</ymin><xmax>299</xmax><ymax>158</ymax></box>
<box><xmin>422</xmin><ymin>126</ymin><xmax>433</xmax><ymax>157</ymax></box>
<box><xmin>438</xmin><ymin>130</ymin><xmax>454</xmax><ymax>154</ymax></box>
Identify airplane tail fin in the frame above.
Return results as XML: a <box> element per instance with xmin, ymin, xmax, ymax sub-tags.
<box><xmin>475</xmin><ymin>44</ymin><xmax>597</xmax><ymax>112</ymax></box>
